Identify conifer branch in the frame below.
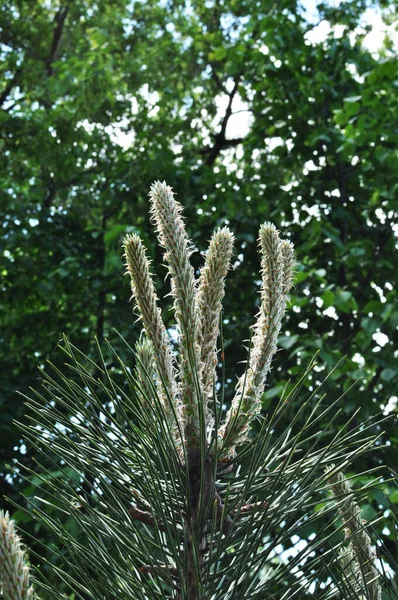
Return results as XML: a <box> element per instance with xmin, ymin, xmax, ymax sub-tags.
<box><xmin>17</xmin><ymin>180</ymin><xmax>389</xmax><ymax>600</ymax></box>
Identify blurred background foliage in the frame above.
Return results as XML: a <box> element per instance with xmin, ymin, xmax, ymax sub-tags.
<box><xmin>1</xmin><ymin>0</ymin><xmax>397</xmax><ymax>594</ymax></box>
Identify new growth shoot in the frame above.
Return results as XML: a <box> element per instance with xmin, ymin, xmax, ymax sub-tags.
<box><xmin>123</xmin><ymin>181</ymin><xmax>295</xmax><ymax>460</ymax></box>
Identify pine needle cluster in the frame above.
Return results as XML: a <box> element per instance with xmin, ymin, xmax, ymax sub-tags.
<box><xmin>8</xmin><ymin>181</ymin><xmax>393</xmax><ymax>600</ymax></box>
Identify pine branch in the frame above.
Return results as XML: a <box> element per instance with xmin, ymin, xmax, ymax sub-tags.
<box><xmin>15</xmin><ymin>180</ymin><xmax>393</xmax><ymax>600</ymax></box>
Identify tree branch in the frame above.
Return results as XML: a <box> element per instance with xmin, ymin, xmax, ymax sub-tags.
<box><xmin>139</xmin><ymin>564</ymin><xmax>177</xmax><ymax>578</ymax></box>
<box><xmin>0</xmin><ymin>68</ymin><xmax>22</xmax><ymax>109</ymax></box>
<box><xmin>210</xmin><ymin>64</ymin><xmax>227</xmax><ymax>94</ymax></box>
<box><xmin>128</xmin><ymin>506</ymin><xmax>159</xmax><ymax>528</ymax></box>
<box><xmin>46</xmin><ymin>1</ymin><xmax>71</xmax><ymax>75</ymax></box>
<box><xmin>201</xmin><ymin>77</ymin><xmax>245</xmax><ymax>166</ymax></box>
<box><xmin>200</xmin><ymin>136</ymin><xmax>245</xmax><ymax>166</ymax></box>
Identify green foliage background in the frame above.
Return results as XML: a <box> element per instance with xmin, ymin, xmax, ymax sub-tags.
<box><xmin>1</xmin><ymin>0</ymin><xmax>397</xmax><ymax>593</ymax></box>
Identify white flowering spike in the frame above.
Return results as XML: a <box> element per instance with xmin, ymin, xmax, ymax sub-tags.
<box><xmin>123</xmin><ymin>233</ymin><xmax>178</xmax><ymax>420</ymax></box>
<box><xmin>325</xmin><ymin>468</ymin><xmax>381</xmax><ymax>600</ymax></box>
<box><xmin>196</xmin><ymin>227</ymin><xmax>235</xmax><ymax>424</ymax></box>
<box><xmin>219</xmin><ymin>223</ymin><xmax>295</xmax><ymax>456</ymax></box>
<box><xmin>0</xmin><ymin>510</ymin><xmax>35</xmax><ymax>600</ymax></box>
<box><xmin>149</xmin><ymin>181</ymin><xmax>203</xmax><ymax>447</ymax></box>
